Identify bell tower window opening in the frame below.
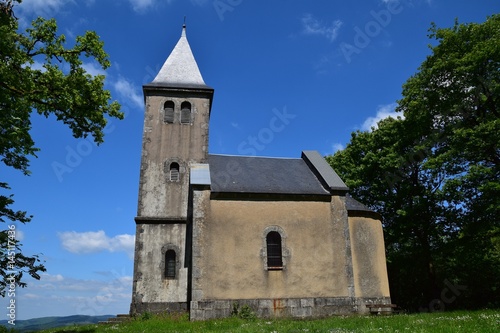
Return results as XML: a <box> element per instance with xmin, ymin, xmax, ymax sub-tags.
<box><xmin>169</xmin><ymin>162</ymin><xmax>180</xmax><ymax>181</ymax></box>
<box><xmin>180</xmin><ymin>101</ymin><xmax>191</xmax><ymax>124</ymax></box>
<box><xmin>164</xmin><ymin>101</ymin><xmax>175</xmax><ymax>123</ymax></box>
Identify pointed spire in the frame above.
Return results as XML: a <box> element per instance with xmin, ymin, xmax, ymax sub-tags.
<box><xmin>151</xmin><ymin>24</ymin><xmax>208</xmax><ymax>88</ymax></box>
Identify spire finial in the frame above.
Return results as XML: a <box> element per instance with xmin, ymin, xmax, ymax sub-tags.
<box><xmin>182</xmin><ymin>16</ymin><xmax>186</xmax><ymax>37</ymax></box>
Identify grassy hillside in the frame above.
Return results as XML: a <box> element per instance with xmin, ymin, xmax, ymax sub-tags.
<box><xmin>29</xmin><ymin>309</ymin><xmax>500</xmax><ymax>333</ymax></box>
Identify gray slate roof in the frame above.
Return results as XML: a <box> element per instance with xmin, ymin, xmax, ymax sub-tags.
<box><xmin>204</xmin><ymin>153</ymin><xmax>378</xmax><ymax>216</ymax></box>
<box><xmin>150</xmin><ymin>25</ymin><xmax>210</xmax><ymax>89</ymax></box>
<box><xmin>345</xmin><ymin>196</ymin><xmax>374</xmax><ymax>212</ymax></box>
<box><xmin>208</xmin><ymin>154</ymin><xmax>331</xmax><ymax>195</ymax></box>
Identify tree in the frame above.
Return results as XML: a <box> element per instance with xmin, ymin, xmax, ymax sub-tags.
<box><xmin>0</xmin><ymin>0</ymin><xmax>123</xmax><ymax>296</ymax></box>
<box><xmin>327</xmin><ymin>14</ymin><xmax>499</xmax><ymax>310</ymax></box>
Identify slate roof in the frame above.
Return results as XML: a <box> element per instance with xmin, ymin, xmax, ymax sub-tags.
<box><xmin>149</xmin><ymin>25</ymin><xmax>210</xmax><ymax>90</ymax></box>
<box><xmin>301</xmin><ymin>151</ymin><xmax>348</xmax><ymax>191</ymax></box>
<box><xmin>208</xmin><ymin>154</ymin><xmax>331</xmax><ymax>195</ymax></box>
<box><xmin>345</xmin><ymin>195</ymin><xmax>380</xmax><ymax>217</ymax></box>
<box><xmin>345</xmin><ymin>196</ymin><xmax>373</xmax><ymax>212</ymax></box>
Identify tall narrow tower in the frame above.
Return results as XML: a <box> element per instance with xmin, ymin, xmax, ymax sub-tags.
<box><xmin>131</xmin><ymin>24</ymin><xmax>213</xmax><ymax>314</ymax></box>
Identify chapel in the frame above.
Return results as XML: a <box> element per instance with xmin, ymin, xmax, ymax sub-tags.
<box><xmin>130</xmin><ymin>25</ymin><xmax>392</xmax><ymax>320</ymax></box>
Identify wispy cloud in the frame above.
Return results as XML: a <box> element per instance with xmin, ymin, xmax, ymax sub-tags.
<box><xmin>332</xmin><ymin>143</ymin><xmax>344</xmax><ymax>153</ymax></box>
<box><xmin>301</xmin><ymin>13</ymin><xmax>343</xmax><ymax>42</ymax></box>
<box><xmin>128</xmin><ymin>0</ymin><xmax>174</xmax><ymax>12</ymax></box>
<box><xmin>58</xmin><ymin>230</ymin><xmax>135</xmax><ymax>259</ymax></box>
<box><xmin>82</xmin><ymin>62</ymin><xmax>106</xmax><ymax>77</ymax></box>
<box><xmin>361</xmin><ymin>103</ymin><xmax>403</xmax><ymax>131</ymax></box>
<box><xmin>113</xmin><ymin>77</ymin><xmax>143</xmax><ymax>109</ymax></box>
<box><xmin>18</xmin><ymin>272</ymin><xmax>132</xmax><ymax>317</ymax></box>
<box><xmin>128</xmin><ymin>0</ymin><xmax>155</xmax><ymax>12</ymax></box>
<box><xmin>18</xmin><ymin>0</ymin><xmax>71</xmax><ymax>17</ymax></box>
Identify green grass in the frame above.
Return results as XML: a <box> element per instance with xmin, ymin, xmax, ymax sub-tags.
<box><xmin>38</xmin><ymin>309</ymin><xmax>499</xmax><ymax>333</ymax></box>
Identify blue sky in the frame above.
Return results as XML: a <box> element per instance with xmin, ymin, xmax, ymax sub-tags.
<box><xmin>1</xmin><ymin>0</ymin><xmax>498</xmax><ymax>321</ymax></box>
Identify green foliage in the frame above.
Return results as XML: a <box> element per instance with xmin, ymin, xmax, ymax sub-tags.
<box><xmin>0</xmin><ymin>0</ymin><xmax>122</xmax><ymax>296</ymax></box>
<box><xmin>327</xmin><ymin>14</ymin><xmax>500</xmax><ymax>311</ymax></box>
<box><xmin>231</xmin><ymin>303</ymin><xmax>256</xmax><ymax>320</ymax></box>
<box><xmin>140</xmin><ymin>312</ymin><xmax>152</xmax><ymax>321</ymax></box>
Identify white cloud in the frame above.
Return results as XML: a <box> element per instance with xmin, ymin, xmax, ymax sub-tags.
<box><xmin>128</xmin><ymin>0</ymin><xmax>155</xmax><ymax>12</ymax></box>
<box><xmin>113</xmin><ymin>77</ymin><xmax>144</xmax><ymax>109</ymax></box>
<box><xmin>128</xmin><ymin>0</ymin><xmax>174</xmax><ymax>12</ymax></box>
<box><xmin>58</xmin><ymin>230</ymin><xmax>135</xmax><ymax>259</ymax></box>
<box><xmin>82</xmin><ymin>62</ymin><xmax>106</xmax><ymax>77</ymax></box>
<box><xmin>332</xmin><ymin>143</ymin><xmax>344</xmax><ymax>153</ymax></box>
<box><xmin>42</xmin><ymin>273</ymin><xmax>65</xmax><ymax>282</ymax></box>
<box><xmin>10</xmin><ymin>272</ymin><xmax>133</xmax><ymax>318</ymax></box>
<box><xmin>361</xmin><ymin>103</ymin><xmax>403</xmax><ymax>131</ymax></box>
<box><xmin>301</xmin><ymin>14</ymin><xmax>343</xmax><ymax>42</ymax></box>
<box><xmin>14</xmin><ymin>229</ymin><xmax>25</xmax><ymax>241</ymax></box>
<box><xmin>18</xmin><ymin>0</ymin><xmax>71</xmax><ymax>17</ymax></box>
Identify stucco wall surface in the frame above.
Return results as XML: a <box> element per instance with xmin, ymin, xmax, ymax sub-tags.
<box><xmin>349</xmin><ymin>216</ymin><xmax>391</xmax><ymax>298</ymax></box>
<box><xmin>194</xmin><ymin>198</ymin><xmax>352</xmax><ymax>300</ymax></box>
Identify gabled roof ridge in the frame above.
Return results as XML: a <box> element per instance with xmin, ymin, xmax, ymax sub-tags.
<box><xmin>208</xmin><ymin>153</ymin><xmax>300</xmax><ymax>160</ymax></box>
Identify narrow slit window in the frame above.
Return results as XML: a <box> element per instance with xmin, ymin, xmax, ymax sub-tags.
<box><xmin>180</xmin><ymin>101</ymin><xmax>191</xmax><ymax>124</ymax></box>
<box><xmin>164</xmin><ymin>101</ymin><xmax>175</xmax><ymax>123</ymax></box>
<box><xmin>266</xmin><ymin>231</ymin><xmax>283</xmax><ymax>269</ymax></box>
<box><xmin>169</xmin><ymin>162</ymin><xmax>180</xmax><ymax>181</ymax></box>
<box><xmin>165</xmin><ymin>250</ymin><xmax>176</xmax><ymax>278</ymax></box>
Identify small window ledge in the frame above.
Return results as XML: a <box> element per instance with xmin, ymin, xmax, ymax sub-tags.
<box><xmin>267</xmin><ymin>266</ymin><xmax>283</xmax><ymax>271</ymax></box>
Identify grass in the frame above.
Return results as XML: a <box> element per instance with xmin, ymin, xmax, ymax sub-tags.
<box><xmin>37</xmin><ymin>309</ymin><xmax>499</xmax><ymax>333</ymax></box>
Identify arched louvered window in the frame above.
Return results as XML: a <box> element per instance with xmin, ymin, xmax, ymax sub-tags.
<box><xmin>164</xmin><ymin>101</ymin><xmax>175</xmax><ymax>123</ymax></box>
<box><xmin>266</xmin><ymin>231</ymin><xmax>283</xmax><ymax>269</ymax></box>
<box><xmin>180</xmin><ymin>101</ymin><xmax>191</xmax><ymax>124</ymax></box>
<box><xmin>169</xmin><ymin>162</ymin><xmax>180</xmax><ymax>181</ymax></box>
<box><xmin>165</xmin><ymin>250</ymin><xmax>176</xmax><ymax>278</ymax></box>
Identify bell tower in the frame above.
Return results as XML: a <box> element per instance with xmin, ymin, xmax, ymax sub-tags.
<box><xmin>131</xmin><ymin>24</ymin><xmax>213</xmax><ymax>314</ymax></box>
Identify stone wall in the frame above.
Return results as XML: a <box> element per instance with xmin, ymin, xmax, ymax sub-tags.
<box><xmin>131</xmin><ymin>301</ymin><xmax>188</xmax><ymax>315</ymax></box>
<box><xmin>190</xmin><ymin>297</ymin><xmax>393</xmax><ymax>320</ymax></box>
<box><xmin>130</xmin><ymin>222</ymin><xmax>189</xmax><ymax>314</ymax></box>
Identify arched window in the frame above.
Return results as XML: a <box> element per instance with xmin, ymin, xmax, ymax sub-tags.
<box><xmin>164</xmin><ymin>101</ymin><xmax>175</xmax><ymax>123</ymax></box>
<box><xmin>266</xmin><ymin>231</ymin><xmax>283</xmax><ymax>269</ymax></box>
<box><xmin>180</xmin><ymin>101</ymin><xmax>191</xmax><ymax>124</ymax></box>
<box><xmin>165</xmin><ymin>250</ymin><xmax>176</xmax><ymax>278</ymax></box>
<box><xmin>169</xmin><ymin>162</ymin><xmax>180</xmax><ymax>181</ymax></box>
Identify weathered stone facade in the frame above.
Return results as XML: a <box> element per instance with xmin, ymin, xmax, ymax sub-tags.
<box><xmin>130</xmin><ymin>25</ymin><xmax>392</xmax><ymax>320</ymax></box>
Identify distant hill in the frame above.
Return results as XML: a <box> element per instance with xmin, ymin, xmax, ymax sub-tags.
<box><xmin>0</xmin><ymin>314</ymin><xmax>114</xmax><ymax>332</ymax></box>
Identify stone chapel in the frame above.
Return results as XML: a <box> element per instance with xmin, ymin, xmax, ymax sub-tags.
<box><xmin>130</xmin><ymin>25</ymin><xmax>392</xmax><ymax>320</ymax></box>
